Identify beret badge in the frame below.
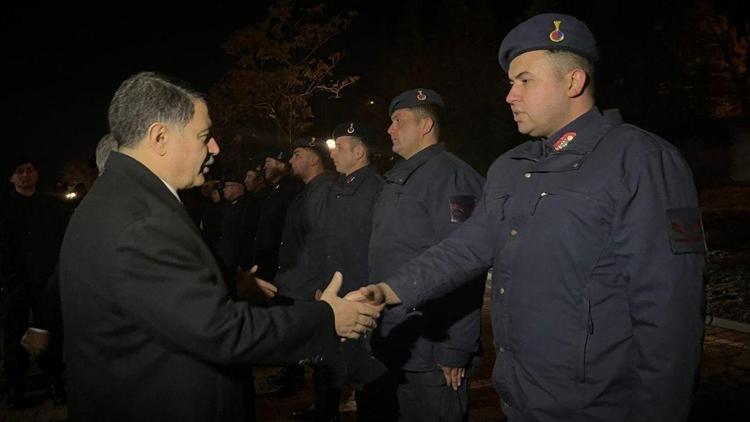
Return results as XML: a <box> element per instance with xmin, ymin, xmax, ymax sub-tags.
<box><xmin>549</xmin><ymin>20</ymin><xmax>565</xmax><ymax>42</ymax></box>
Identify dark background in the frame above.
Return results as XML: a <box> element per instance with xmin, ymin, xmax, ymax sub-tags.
<box><xmin>4</xmin><ymin>0</ymin><xmax>749</xmax><ymax>188</ymax></box>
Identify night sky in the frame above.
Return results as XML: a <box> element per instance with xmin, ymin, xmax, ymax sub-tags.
<box><xmin>5</xmin><ymin>1</ymin><xmax>748</xmax><ymax>187</ymax></box>
<box><xmin>5</xmin><ymin>5</ymin><xmax>270</xmax><ymax>183</ymax></box>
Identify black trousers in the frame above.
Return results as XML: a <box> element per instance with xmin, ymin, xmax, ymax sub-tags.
<box><xmin>396</xmin><ymin>369</ymin><xmax>469</xmax><ymax>422</ymax></box>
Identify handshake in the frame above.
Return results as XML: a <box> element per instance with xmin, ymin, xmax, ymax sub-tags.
<box><xmin>317</xmin><ymin>274</ymin><xmax>404</xmax><ymax>340</ymax></box>
<box><xmin>237</xmin><ymin>267</ymin><xmax>401</xmax><ymax>341</ymax></box>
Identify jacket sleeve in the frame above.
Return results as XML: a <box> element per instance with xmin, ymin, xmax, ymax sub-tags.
<box><xmin>615</xmin><ymin>145</ymin><xmax>705</xmax><ymax>422</ymax></box>
<box><xmin>113</xmin><ymin>213</ymin><xmax>339</xmax><ymax>367</ymax></box>
<box><xmin>388</xmin><ymin>172</ymin><xmax>498</xmax><ymax>311</ymax></box>
<box><xmin>423</xmin><ymin>166</ymin><xmax>487</xmax><ymax>367</ymax></box>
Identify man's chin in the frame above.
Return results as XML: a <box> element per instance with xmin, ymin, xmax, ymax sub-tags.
<box><xmin>189</xmin><ymin>173</ymin><xmax>206</xmax><ymax>189</ymax></box>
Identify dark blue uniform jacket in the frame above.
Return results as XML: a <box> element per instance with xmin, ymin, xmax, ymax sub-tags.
<box><xmin>322</xmin><ymin>164</ymin><xmax>384</xmax><ymax>296</ymax></box>
<box><xmin>388</xmin><ymin>108</ymin><xmax>705</xmax><ymax>421</ymax></box>
<box><xmin>369</xmin><ymin>143</ymin><xmax>486</xmax><ymax>372</ymax></box>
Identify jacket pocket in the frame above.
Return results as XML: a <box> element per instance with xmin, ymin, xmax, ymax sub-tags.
<box><xmin>530</xmin><ymin>187</ymin><xmax>591</xmax><ymax>216</ymax></box>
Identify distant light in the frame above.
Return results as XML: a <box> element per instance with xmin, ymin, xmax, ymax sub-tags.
<box><xmin>65</xmin><ymin>192</ymin><xmax>78</xmax><ymax>200</ymax></box>
<box><xmin>326</xmin><ymin>139</ymin><xmax>336</xmax><ymax>150</ymax></box>
<box><xmin>368</xmin><ymin>100</ymin><xmax>375</xmax><ymax>105</ymax></box>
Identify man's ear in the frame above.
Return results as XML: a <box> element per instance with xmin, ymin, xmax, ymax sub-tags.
<box><xmin>145</xmin><ymin>122</ymin><xmax>170</xmax><ymax>156</ymax></box>
<box><xmin>567</xmin><ymin>68</ymin><xmax>588</xmax><ymax>98</ymax></box>
<box><xmin>420</xmin><ymin>116</ymin><xmax>436</xmax><ymax>136</ymax></box>
<box><xmin>353</xmin><ymin>142</ymin><xmax>366</xmax><ymax>160</ymax></box>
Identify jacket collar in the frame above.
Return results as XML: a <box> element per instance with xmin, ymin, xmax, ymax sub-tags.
<box><xmin>385</xmin><ymin>143</ymin><xmax>444</xmax><ymax>185</ymax></box>
<box><xmin>509</xmin><ymin>107</ymin><xmax>618</xmax><ymax>161</ymax></box>
<box><xmin>332</xmin><ymin>164</ymin><xmax>378</xmax><ymax>194</ymax></box>
<box><xmin>106</xmin><ymin>152</ymin><xmax>199</xmax><ymax>233</ymax></box>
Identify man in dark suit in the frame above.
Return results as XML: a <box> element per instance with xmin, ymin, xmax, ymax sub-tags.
<box><xmin>59</xmin><ymin>71</ymin><xmax>381</xmax><ymax>422</ymax></box>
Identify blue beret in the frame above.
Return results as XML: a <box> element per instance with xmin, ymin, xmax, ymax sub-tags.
<box><xmin>332</xmin><ymin>121</ymin><xmax>376</xmax><ymax>146</ymax></box>
<box><xmin>388</xmin><ymin>88</ymin><xmax>444</xmax><ymax>116</ymax></box>
<box><xmin>498</xmin><ymin>13</ymin><xmax>598</xmax><ymax>73</ymax></box>
<box><xmin>263</xmin><ymin>148</ymin><xmax>292</xmax><ymax>164</ymax></box>
<box><xmin>291</xmin><ymin>136</ymin><xmax>329</xmax><ymax>159</ymax></box>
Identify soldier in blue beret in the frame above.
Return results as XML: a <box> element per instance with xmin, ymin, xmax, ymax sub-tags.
<box><xmin>251</xmin><ymin>147</ymin><xmax>302</xmax><ymax>282</ymax></box>
<box><xmin>364</xmin><ymin>89</ymin><xmax>486</xmax><ymax>421</ymax></box>
<box><xmin>291</xmin><ymin>136</ymin><xmax>331</xmax><ymax>165</ymax></box>
<box><xmin>291</xmin><ymin>121</ymin><xmax>392</xmax><ymax>421</ymax></box>
<box><xmin>387</xmin><ymin>88</ymin><xmax>445</xmax><ymax>116</ymax></box>
<box><xmin>356</xmin><ymin>13</ymin><xmax>705</xmax><ymax>422</ymax></box>
<box><xmin>332</xmin><ymin>120</ymin><xmax>377</xmax><ymax>148</ymax></box>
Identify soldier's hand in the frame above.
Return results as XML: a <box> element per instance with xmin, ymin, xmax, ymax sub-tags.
<box><xmin>348</xmin><ymin>283</ymin><xmax>402</xmax><ymax>306</ymax></box>
<box><xmin>20</xmin><ymin>328</ymin><xmax>50</xmax><ymax>357</ymax></box>
<box><xmin>321</xmin><ymin>272</ymin><xmax>383</xmax><ymax>340</ymax></box>
<box><xmin>236</xmin><ymin>265</ymin><xmax>277</xmax><ymax>302</ymax></box>
<box><xmin>439</xmin><ymin>365</ymin><xmax>466</xmax><ymax>391</ymax></box>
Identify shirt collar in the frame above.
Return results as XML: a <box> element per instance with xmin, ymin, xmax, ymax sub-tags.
<box><xmin>159</xmin><ymin>178</ymin><xmax>181</xmax><ymax>203</ymax></box>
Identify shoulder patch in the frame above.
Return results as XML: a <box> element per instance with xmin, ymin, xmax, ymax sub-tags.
<box><xmin>449</xmin><ymin>195</ymin><xmax>477</xmax><ymax>223</ymax></box>
<box><xmin>666</xmin><ymin>207</ymin><xmax>707</xmax><ymax>254</ymax></box>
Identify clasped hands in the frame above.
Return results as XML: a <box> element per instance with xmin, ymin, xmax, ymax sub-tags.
<box><xmin>237</xmin><ymin>266</ymin><xmax>392</xmax><ymax>340</ymax></box>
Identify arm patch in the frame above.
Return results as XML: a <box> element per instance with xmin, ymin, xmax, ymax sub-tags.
<box><xmin>666</xmin><ymin>207</ymin><xmax>707</xmax><ymax>254</ymax></box>
<box><xmin>449</xmin><ymin>195</ymin><xmax>477</xmax><ymax>223</ymax></box>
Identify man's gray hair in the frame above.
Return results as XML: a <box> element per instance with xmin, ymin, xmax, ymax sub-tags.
<box><xmin>95</xmin><ymin>133</ymin><xmax>118</xmax><ymax>174</ymax></box>
<box><xmin>108</xmin><ymin>71</ymin><xmax>204</xmax><ymax>149</ymax></box>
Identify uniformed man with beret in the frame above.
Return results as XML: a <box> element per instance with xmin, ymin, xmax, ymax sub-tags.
<box><xmin>301</xmin><ymin>121</ymin><xmax>393</xmax><ymax>421</ymax></box>
<box><xmin>275</xmin><ymin>137</ymin><xmax>336</xmax><ymax>304</ymax></box>
<box><xmin>357</xmin><ymin>13</ymin><xmax>706</xmax><ymax>421</ymax></box>
<box><xmin>264</xmin><ymin>138</ymin><xmax>336</xmax><ymax>395</ymax></box>
<box><xmin>251</xmin><ymin>148</ymin><xmax>302</xmax><ymax>282</ymax></box>
<box><xmin>367</xmin><ymin>89</ymin><xmax>486</xmax><ymax>421</ymax></box>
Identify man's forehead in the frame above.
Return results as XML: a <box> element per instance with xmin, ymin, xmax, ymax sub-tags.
<box><xmin>508</xmin><ymin>51</ymin><xmax>548</xmax><ymax>76</ymax></box>
<box><xmin>335</xmin><ymin>135</ymin><xmax>358</xmax><ymax>144</ymax></box>
<box><xmin>391</xmin><ymin>108</ymin><xmax>414</xmax><ymax>120</ymax></box>
<box><xmin>15</xmin><ymin>162</ymin><xmax>35</xmax><ymax>171</ymax></box>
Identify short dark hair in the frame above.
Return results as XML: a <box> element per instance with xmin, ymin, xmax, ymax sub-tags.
<box><xmin>108</xmin><ymin>72</ymin><xmax>205</xmax><ymax>149</ymax></box>
<box><xmin>546</xmin><ymin>50</ymin><xmax>595</xmax><ymax>94</ymax></box>
<box><xmin>411</xmin><ymin>103</ymin><xmax>443</xmax><ymax>136</ymax></box>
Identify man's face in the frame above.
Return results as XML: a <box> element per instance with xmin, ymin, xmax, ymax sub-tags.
<box><xmin>330</xmin><ymin>136</ymin><xmax>361</xmax><ymax>175</ymax></box>
<box><xmin>200</xmin><ymin>180</ymin><xmax>218</xmax><ymax>197</ymax></box>
<box><xmin>387</xmin><ymin>108</ymin><xmax>423</xmax><ymax>159</ymax></box>
<box><xmin>169</xmin><ymin>100</ymin><xmax>220</xmax><ymax>189</ymax></box>
<box><xmin>289</xmin><ymin>147</ymin><xmax>315</xmax><ymax>177</ymax></box>
<box><xmin>222</xmin><ymin>181</ymin><xmax>245</xmax><ymax>202</ymax></box>
<box><xmin>264</xmin><ymin>157</ymin><xmax>286</xmax><ymax>181</ymax></box>
<box><xmin>506</xmin><ymin>50</ymin><xmax>571</xmax><ymax>138</ymax></box>
<box><xmin>244</xmin><ymin>169</ymin><xmax>262</xmax><ymax>191</ymax></box>
<box><xmin>9</xmin><ymin>162</ymin><xmax>38</xmax><ymax>191</ymax></box>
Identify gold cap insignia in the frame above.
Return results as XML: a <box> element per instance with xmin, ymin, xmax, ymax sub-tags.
<box><xmin>549</xmin><ymin>20</ymin><xmax>565</xmax><ymax>43</ymax></box>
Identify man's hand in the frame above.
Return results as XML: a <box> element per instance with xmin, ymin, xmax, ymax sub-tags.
<box><xmin>20</xmin><ymin>328</ymin><xmax>50</xmax><ymax>357</ymax></box>
<box><xmin>236</xmin><ymin>265</ymin><xmax>277</xmax><ymax>303</ymax></box>
<box><xmin>321</xmin><ymin>272</ymin><xmax>383</xmax><ymax>340</ymax></box>
<box><xmin>439</xmin><ymin>365</ymin><xmax>466</xmax><ymax>391</ymax></box>
<box><xmin>346</xmin><ymin>283</ymin><xmax>402</xmax><ymax>306</ymax></box>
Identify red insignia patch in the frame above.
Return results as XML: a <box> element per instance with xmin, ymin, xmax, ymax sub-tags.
<box><xmin>553</xmin><ymin>131</ymin><xmax>576</xmax><ymax>151</ymax></box>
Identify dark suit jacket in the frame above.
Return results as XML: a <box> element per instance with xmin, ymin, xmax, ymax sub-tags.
<box><xmin>60</xmin><ymin>152</ymin><xmax>337</xmax><ymax>422</ymax></box>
